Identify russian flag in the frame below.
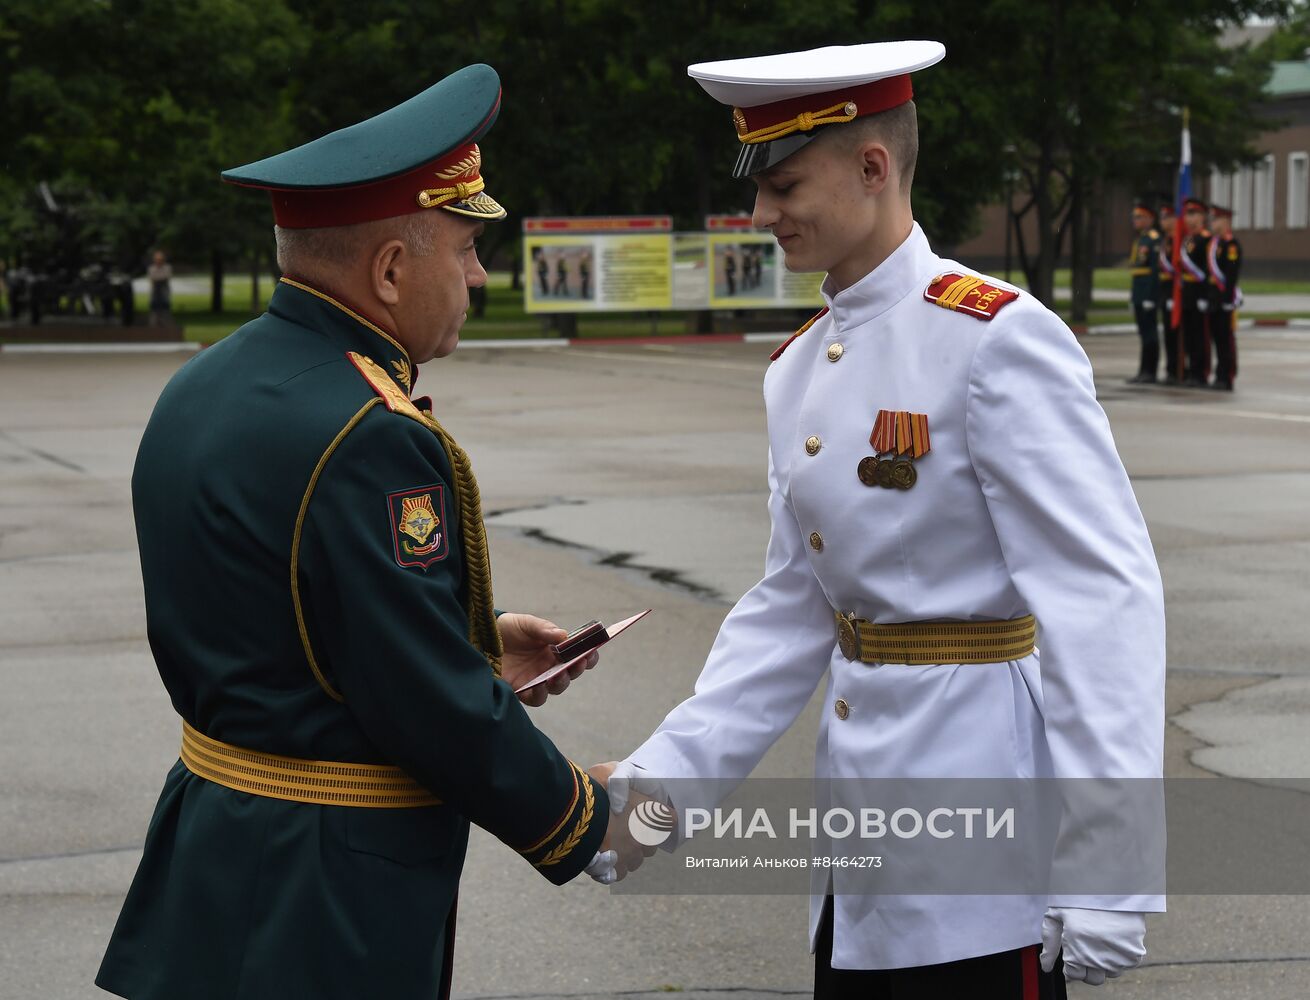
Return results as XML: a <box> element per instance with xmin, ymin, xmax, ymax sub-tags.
<box><xmin>1170</xmin><ymin>109</ymin><xmax>1192</xmax><ymax>333</ymax></box>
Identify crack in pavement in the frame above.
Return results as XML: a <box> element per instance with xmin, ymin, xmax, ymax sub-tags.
<box><xmin>514</xmin><ymin>526</ymin><xmax>724</xmax><ymax>603</ymax></box>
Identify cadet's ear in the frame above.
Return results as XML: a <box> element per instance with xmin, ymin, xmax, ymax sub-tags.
<box><xmin>858</xmin><ymin>141</ymin><xmax>892</xmax><ymax>196</ymax></box>
<box><xmin>371</xmin><ymin>240</ymin><xmax>406</xmax><ymax>306</ymax></box>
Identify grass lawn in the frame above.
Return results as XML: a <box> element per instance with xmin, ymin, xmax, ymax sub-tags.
<box><xmin>126</xmin><ymin>268</ymin><xmax>1310</xmax><ymax>344</ymax></box>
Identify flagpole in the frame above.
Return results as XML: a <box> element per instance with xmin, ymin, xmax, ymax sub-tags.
<box><xmin>1171</xmin><ymin>107</ymin><xmax>1190</xmax><ymax>378</ymax></box>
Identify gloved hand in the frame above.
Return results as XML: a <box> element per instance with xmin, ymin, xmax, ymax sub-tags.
<box><xmin>584</xmin><ymin>849</ymin><xmax>618</xmax><ymax>885</ymax></box>
<box><xmin>1197</xmin><ymin>298</ymin><xmax>1209</xmax><ymax>310</ymax></box>
<box><xmin>1141</xmin><ymin>300</ymin><xmax>1155</xmax><ymax>310</ymax></box>
<box><xmin>607</xmin><ymin>760</ymin><xmax>670</xmax><ymax>816</ymax></box>
<box><xmin>1221</xmin><ymin>302</ymin><xmax>1234</xmax><ymax>312</ymax></box>
<box><xmin>1040</xmin><ymin>907</ymin><xmax>1146</xmax><ymax>985</ymax></box>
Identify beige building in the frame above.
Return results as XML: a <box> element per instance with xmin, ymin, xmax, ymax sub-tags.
<box><xmin>946</xmin><ymin>54</ymin><xmax>1310</xmax><ymax>280</ymax></box>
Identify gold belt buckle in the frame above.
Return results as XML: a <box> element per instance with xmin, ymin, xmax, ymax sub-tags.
<box><xmin>836</xmin><ymin>611</ymin><xmax>861</xmax><ymax>661</ymax></box>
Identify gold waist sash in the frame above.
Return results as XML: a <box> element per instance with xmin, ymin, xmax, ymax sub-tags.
<box><xmin>180</xmin><ymin>720</ymin><xmax>440</xmax><ymax>808</ymax></box>
<box><xmin>835</xmin><ymin>613</ymin><xmax>1037</xmax><ymax>665</ymax></box>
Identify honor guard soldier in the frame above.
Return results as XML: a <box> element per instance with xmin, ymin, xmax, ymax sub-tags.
<box><xmin>96</xmin><ymin>65</ymin><xmax>617</xmax><ymax>1000</ymax></box>
<box><xmin>1126</xmin><ymin>201</ymin><xmax>1162</xmax><ymax>383</ymax></box>
<box><xmin>603</xmin><ymin>42</ymin><xmax>1164</xmax><ymax>997</ymax></box>
<box><xmin>1156</xmin><ymin>203</ymin><xmax>1185</xmax><ymax>383</ymax></box>
<box><xmin>1179</xmin><ymin>196</ymin><xmax>1213</xmax><ymax>386</ymax></box>
<box><xmin>1206</xmin><ymin>204</ymin><xmax>1242</xmax><ymax>390</ymax></box>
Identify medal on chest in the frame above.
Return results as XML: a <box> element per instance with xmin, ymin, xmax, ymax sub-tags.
<box><xmin>858</xmin><ymin>409</ymin><xmax>931</xmax><ymax>490</ymax></box>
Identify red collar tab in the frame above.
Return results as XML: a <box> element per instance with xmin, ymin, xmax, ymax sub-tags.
<box><xmin>734</xmin><ymin>76</ymin><xmax>914</xmax><ymax>145</ymax></box>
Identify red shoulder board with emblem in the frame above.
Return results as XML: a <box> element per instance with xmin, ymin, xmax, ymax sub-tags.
<box><xmin>923</xmin><ymin>272</ymin><xmax>1019</xmax><ymax>321</ymax></box>
<box><xmin>771</xmin><ymin>307</ymin><xmax>829</xmax><ymax>361</ymax></box>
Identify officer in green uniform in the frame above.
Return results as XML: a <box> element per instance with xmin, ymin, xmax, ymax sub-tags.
<box><xmin>96</xmin><ymin>64</ymin><xmax>619</xmax><ymax>1000</ymax></box>
<box><xmin>1126</xmin><ymin>201</ymin><xmax>1162</xmax><ymax>383</ymax></box>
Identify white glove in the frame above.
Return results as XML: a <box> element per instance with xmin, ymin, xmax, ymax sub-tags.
<box><xmin>606</xmin><ymin>760</ymin><xmax>670</xmax><ymax>816</ymax></box>
<box><xmin>1041</xmin><ymin>907</ymin><xmax>1146</xmax><ymax>985</ymax></box>
<box><xmin>1196</xmin><ymin>298</ymin><xmax>1209</xmax><ymax>310</ymax></box>
<box><xmin>584</xmin><ymin>849</ymin><xmax>618</xmax><ymax>885</ymax></box>
<box><xmin>1141</xmin><ymin>300</ymin><xmax>1155</xmax><ymax>310</ymax></box>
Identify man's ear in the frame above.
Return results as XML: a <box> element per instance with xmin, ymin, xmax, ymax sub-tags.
<box><xmin>858</xmin><ymin>141</ymin><xmax>892</xmax><ymax>196</ymax></box>
<box><xmin>371</xmin><ymin>240</ymin><xmax>406</xmax><ymax>306</ymax></box>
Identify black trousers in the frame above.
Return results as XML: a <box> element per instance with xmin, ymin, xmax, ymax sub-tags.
<box><xmin>814</xmin><ymin>898</ymin><xmax>1067</xmax><ymax>1000</ymax></box>
<box><xmin>1182</xmin><ymin>299</ymin><xmax>1211</xmax><ymax>382</ymax></box>
<box><xmin>1133</xmin><ymin>302</ymin><xmax>1159</xmax><ymax>377</ymax></box>
<box><xmin>1211</xmin><ymin>306</ymin><xmax>1237</xmax><ymax>385</ymax></box>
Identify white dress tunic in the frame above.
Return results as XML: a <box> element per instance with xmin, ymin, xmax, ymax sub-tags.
<box><xmin>624</xmin><ymin>223</ymin><xmax>1165</xmax><ymax>970</ymax></box>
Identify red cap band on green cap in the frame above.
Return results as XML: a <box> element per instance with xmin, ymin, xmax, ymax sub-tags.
<box><xmin>262</xmin><ymin>142</ymin><xmax>490</xmax><ymax>229</ymax></box>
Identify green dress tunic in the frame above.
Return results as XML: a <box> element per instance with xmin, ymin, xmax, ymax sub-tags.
<box><xmin>97</xmin><ymin>278</ymin><xmax>607</xmax><ymax>1000</ymax></box>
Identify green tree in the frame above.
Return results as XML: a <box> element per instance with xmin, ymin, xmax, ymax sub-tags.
<box><xmin>0</xmin><ymin>0</ymin><xmax>305</xmax><ymax>307</ymax></box>
<box><xmin>858</xmin><ymin>0</ymin><xmax>1292</xmax><ymax>318</ymax></box>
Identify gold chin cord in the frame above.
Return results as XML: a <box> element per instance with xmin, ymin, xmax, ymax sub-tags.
<box><xmin>423</xmin><ymin>413</ymin><xmax>504</xmax><ymax>674</ymax></box>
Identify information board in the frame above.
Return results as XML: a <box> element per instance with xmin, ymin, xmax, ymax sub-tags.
<box><xmin>522</xmin><ymin>222</ymin><xmax>824</xmax><ymax>314</ymax></box>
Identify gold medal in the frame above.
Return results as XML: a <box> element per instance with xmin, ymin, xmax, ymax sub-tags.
<box><xmin>874</xmin><ymin>459</ymin><xmax>894</xmax><ymax>489</ymax></box>
<box><xmin>889</xmin><ymin>461</ymin><xmax>917</xmax><ymax>491</ymax></box>
<box><xmin>857</xmin><ymin>456</ymin><xmax>881</xmax><ymax>487</ymax></box>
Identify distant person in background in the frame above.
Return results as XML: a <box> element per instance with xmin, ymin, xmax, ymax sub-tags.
<box><xmin>553</xmin><ymin>255</ymin><xmax>570</xmax><ymax>296</ymax></box>
<box><xmin>1206</xmin><ymin>205</ymin><xmax>1241</xmax><ymax>391</ymax></box>
<box><xmin>535</xmin><ymin>248</ymin><xmax>549</xmax><ymax>296</ymax></box>
<box><xmin>147</xmin><ymin>250</ymin><xmax>174</xmax><ymax>327</ymax></box>
<box><xmin>1156</xmin><ymin>204</ymin><xmax>1183</xmax><ymax>384</ymax></box>
<box><xmin>579</xmin><ymin>251</ymin><xmax>592</xmax><ymax>298</ymax></box>
<box><xmin>723</xmin><ymin>245</ymin><xmax>737</xmax><ymax>295</ymax></box>
<box><xmin>1179</xmin><ymin>197</ymin><xmax>1212</xmax><ymax>387</ymax></box>
<box><xmin>1125</xmin><ymin>202</ymin><xmax>1161</xmax><ymax>384</ymax></box>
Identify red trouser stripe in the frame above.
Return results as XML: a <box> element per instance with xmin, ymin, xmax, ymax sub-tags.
<box><xmin>1022</xmin><ymin>944</ymin><xmax>1039</xmax><ymax>1000</ymax></box>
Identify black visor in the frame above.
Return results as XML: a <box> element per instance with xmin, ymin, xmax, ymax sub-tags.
<box><xmin>732</xmin><ymin>132</ymin><xmax>817</xmax><ymax>179</ymax></box>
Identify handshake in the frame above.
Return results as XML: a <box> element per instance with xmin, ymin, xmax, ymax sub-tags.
<box><xmin>582</xmin><ymin>761</ymin><xmax>667</xmax><ymax>885</ymax></box>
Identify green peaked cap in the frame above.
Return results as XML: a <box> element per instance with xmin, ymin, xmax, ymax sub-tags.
<box><xmin>222</xmin><ymin>64</ymin><xmax>505</xmax><ymax>226</ymax></box>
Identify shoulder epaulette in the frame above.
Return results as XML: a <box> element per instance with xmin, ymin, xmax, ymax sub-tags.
<box><xmin>924</xmin><ymin>272</ymin><xmax>1020</xmax><ymax>321</ymax></box>
<box><xmin>770</xmin><ymin>307</ymin><xmax>829</xmax><ymax>361</ymax></box>
<box><xmin>347</xmin><ymin>352</ymin><xmax>426</xmax><ymax>425</ymax></box>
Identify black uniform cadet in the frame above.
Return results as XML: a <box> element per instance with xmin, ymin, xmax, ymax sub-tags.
<box><xmin>1207</xmin><ymin>204</ymin><xmax>1242</xmax><ymax>390</ymax></box>
<box><xmin>1179</xmin><ymin>196</ymin><xmax>1212</xmax><ymax>386</ymax></box>
<box><xmin>1127</xmin><ymin>201</ymin><xmax>1162</xmax><ymax>383</ymax></box>
<box><xmin>96</xmin><ymin>65</ymin><xmax>607</xmax><ymax>1000</ymax></box>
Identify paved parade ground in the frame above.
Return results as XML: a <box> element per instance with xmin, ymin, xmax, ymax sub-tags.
<box><xmin>2</xmin><ymin>327</ymin><xmax>1309</xmax><ymax>999</ymax></box>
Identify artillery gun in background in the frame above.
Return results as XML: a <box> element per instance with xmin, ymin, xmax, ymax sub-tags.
<box><xmin>3</xmin><ymin>182</ymin><xmax>137</xmax><ymax>326</ymax></box>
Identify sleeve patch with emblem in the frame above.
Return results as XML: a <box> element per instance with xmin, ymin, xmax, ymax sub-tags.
<box><xmin>924</xmin><ymin>272</ymin><xmax>1019</xmax><ymax>320</ymax></box>
<box><xmin>388</xmin><ymin>485</ymin><xmax>449</xmax><ymax>568</ymax></box>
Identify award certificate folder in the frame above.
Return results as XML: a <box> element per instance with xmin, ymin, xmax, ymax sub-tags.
<box><xmin>513</xmin><ymin>610</ymin><xmax>652</xmax><ymax>693</ymax></box>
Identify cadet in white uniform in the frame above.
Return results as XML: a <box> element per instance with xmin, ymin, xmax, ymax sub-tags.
<box><xmin>604</xmin><ymin>41</ymin><xmax>1165</xmax><ymax>998</ymax></box>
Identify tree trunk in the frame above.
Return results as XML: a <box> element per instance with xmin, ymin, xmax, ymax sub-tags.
<box><xmin>1069</xmin><ymin>177</ymin><xmax>1096</xmax><ymax>324</ymax></box>
<box><xmin>250</xmin><ymin>250</ymin><xmax>260</xmax><ymax>314</ymax></box>
<box><xmin>211</xmin><ymin>250</ymin><xmax>224</xmax><ymax>313</ymax></box>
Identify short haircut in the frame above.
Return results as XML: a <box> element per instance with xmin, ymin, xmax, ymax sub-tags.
<box><xmin>274</xmin><ymin>211</ymin><xmax>442</xmax><ymax>276</ymax></box>
<box><xmin>823</xmin><ymin>100</ymin><xmax>919</xmax><ymax>195</ymax></box>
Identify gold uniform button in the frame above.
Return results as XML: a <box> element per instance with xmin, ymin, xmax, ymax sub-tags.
<box><xmin>809</xmin><ymin>531</ymin><xmax>823</xmax><ymax>551</ymax></box>
<box><xmin>827</xmin><ymin>343</ymin><xmax>845</xmax><ymax>362</ymax></box>
<box><xmin>834</xmin><ymin>698</ymin><xmax>850</xmax><ymax>721</ymax></box>
<box><xmin>805</xmin><ymin>435</ymin><xmax>822</xmax><ymax>455</ymax></box>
